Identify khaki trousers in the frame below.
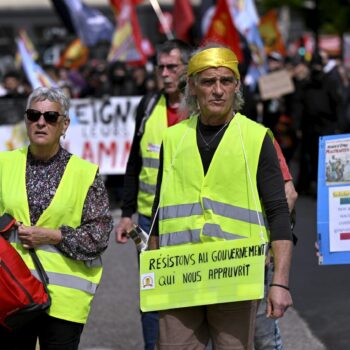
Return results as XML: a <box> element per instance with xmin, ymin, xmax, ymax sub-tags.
<box><xmin>157</xmin><ymin>300</ymin><xmax>257</xmax><ymax>350</ymax></box>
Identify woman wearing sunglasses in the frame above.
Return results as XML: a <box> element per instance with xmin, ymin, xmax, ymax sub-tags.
<box><xmin>0</xmin><ymin>87</ymin><xmax>113</xmax><ymax>350</ymax></box>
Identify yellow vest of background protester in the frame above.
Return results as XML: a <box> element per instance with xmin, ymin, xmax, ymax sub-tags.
<box><xmin>138</xmin><ymin>95</ymin><xmax>167</xmax><ymax>217</ymax></box>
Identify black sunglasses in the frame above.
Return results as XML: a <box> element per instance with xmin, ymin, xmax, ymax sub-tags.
<box><xmin>25</xmin><ymin>109</ymin><xmax>65</xmax><ymax>123</ymax></box>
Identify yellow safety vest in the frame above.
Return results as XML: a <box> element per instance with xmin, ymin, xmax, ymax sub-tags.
<box><xmin>0</xmin><ymin>147</ymin><xmax>101</xmax><ymax>324</ymax></box>
<box><xmin>159</xmin><ymin>113</ymin><xmax>269</xmax><ymax>247</ymax></box>
<box><xmin>138</xmin><ymin>95</ymin><xmax>167</xmax><ymax>217</ymax></box>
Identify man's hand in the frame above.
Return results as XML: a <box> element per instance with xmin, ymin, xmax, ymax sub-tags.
<box><xmin>115</xmin><ymin>217</ymin><xmax>133</xmax><ymax>244</ymax></box>
<box><xmin>268</xmin><ymin>239</ymin><xmax>293</xmax><ymax>319</ymax></box>
<box><xmin>266</xmin><ymin>285</ymin><xmax>293</xmax><ymax>319</ymax></box>
<box><xmin>16</xmin><ymin>222</ymin><xmax>62</xmax><ymax>249</ymax></box>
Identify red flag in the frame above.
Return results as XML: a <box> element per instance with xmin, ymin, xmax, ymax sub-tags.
<box><xmin>108</xmin><ymin>0</ymin><xmax>147</xmax><ymax>65</ymax></box>
<box><xmin>173</xmin><ymin>0</ymin><xmax>194</xmax><ymax>42</ymax></box>
<box><xmin>202</xmin><ymin>0</ymin><xmax>243</xmax><ymax>61</ymax></box>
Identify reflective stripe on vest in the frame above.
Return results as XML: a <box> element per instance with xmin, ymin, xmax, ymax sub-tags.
<box><xmin>202</xmin><ymin>223</ymin><xmax>247</xmax><ymax>240</ymax></box>
<box><xmin>31</xmin><ymin>270</ymin><xmax>98</xmax><ymax>294</ymax></box>
<box><xmin>137</xmin><ymin>95</ymin><xmax>167</xmax><ymax>217</ymax></box>
<box><xmin>142</xmin><ymin>157</ymin><xmax>160</xmax><ymax>169</ymax></box>
<box><xmin>0</xmin><ymin>147</ymin><xmax>100</xmax><ymax>324</ymax></box>
<box><xmin>159</xmin><ymin>202</ymin><xmax>203</xmax><ymax>219</ymax></box>
<box><xmin>159</xmin><ymin>114</ymin><xmax>268</xmax><ymax>247</ymax></box>
<box><xmin>160</xmin><ymin>228</ymin><xmax>201</xmax><ymax>246</ymax></box>
<box><xmin>159</xmin><ymin>200</ymin><xmax>264</xmax><ymax>225</ymax></box>
<box><xmin>139</xmin><ymin>181</ymin><xmax>157</xmax><ymax>195</ymax></box>
<box><xmin>202</xmin><ymin>198</ymin><xmax>265</xmax><ymax>226</ymax></box>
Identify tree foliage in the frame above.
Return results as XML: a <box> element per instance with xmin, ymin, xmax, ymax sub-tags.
<box><xmin>259</xmin><ymin>0</ymin><xmax>350</xmax><ymax>35</ymax></box>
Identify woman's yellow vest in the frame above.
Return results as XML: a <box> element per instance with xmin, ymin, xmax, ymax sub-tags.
<box><xmin>138</xmin><ymin>95</ymin><xmax>168</xmax><ymax>217</ymax></box>
<box><xmin>0</xmin><ymin>147</ymin><xmax>101</xmax><ymax>324</ymax></box>
<box><xmin>159</xmin><ymin>113</ymin><xmax>269</xmax><ymax>247</ymax></box>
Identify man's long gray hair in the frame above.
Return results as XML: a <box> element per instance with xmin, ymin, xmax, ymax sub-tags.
<box><xmin>181</xmin><ymin>43</ymin><xmax>245</xmax><ymax>117</ymax></box>
<box><xmin>26</xmin><ymin>87</ymin><xmax>70</xmax><ymax>116</ymax></box>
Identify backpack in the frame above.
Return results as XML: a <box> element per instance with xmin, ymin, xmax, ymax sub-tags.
<box><xmin>0</xmin><ymin>213</ymin><xmax>51</xmax><ymax>330</ymax></box>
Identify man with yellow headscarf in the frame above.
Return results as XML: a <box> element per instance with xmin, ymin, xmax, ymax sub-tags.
<box><xmin>149</xmin><ymin>44</ymin><xmax>293</xmax><ymax>350</ymax></box>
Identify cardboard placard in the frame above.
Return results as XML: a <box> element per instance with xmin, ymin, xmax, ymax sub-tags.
<box><xmin>258</xmin><ymin>70</ymin><xmax>295</xmax><ymax>100</ymax></box>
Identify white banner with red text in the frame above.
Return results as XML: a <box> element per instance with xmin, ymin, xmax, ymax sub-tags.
<box><xmin>0</xmin><ymin>96</ymin><xmax>142</xmax><ymax>175</ymax></box>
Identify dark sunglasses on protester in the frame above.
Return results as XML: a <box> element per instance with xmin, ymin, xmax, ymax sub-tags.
<box><xmin>25</xmin><ymin>109</ymin><xmax>65</xmax><ymax>123</ymax></box>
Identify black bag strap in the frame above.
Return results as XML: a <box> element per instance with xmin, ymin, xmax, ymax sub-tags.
<box><xmin>29</xmin><ymin>249</ymin><xmax>50</xmax><ymax>287</ymax></box>
<box><xmin>137</xmin><ymin>92</ymin><xmax>160</xmax><ymax>137</ymax></box>
<box><xmin>0</xmin><ymin>213</ymin><xmax>50</xmax><ymax>289</ymax></box>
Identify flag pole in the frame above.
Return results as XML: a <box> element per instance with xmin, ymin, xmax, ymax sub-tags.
<box><xmin>148</xmin><ymin>0</ymin><xmax>174</xmax><ymax>40</ymax></box>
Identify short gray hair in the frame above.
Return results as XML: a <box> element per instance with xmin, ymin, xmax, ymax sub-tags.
<box><xmin>26</xmin><ymin>87</ymin><xmax>70</xmax><ymax>116</ymax></box>
<box><xmin>181</xmin><ymin>43</ymin><xmax>245</xmax><ymax>116</ymax></box>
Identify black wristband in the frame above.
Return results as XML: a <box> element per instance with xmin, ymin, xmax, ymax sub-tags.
<box><xmin>269</xmin><ymin>283</ymin><xmax>290</xmax><ymax>291</ymax></box>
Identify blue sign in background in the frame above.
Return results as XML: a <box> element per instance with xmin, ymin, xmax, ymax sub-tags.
<box><xmin>317</xmin><ymin>133</ymin><xmax>350</xmax><ymax>265</ymax></box>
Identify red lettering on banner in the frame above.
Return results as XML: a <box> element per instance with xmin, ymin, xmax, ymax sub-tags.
<box><xmin>82</xmin><ymin>142</ymin><xmax>95</xmax><ymax>163</ymax></box>
<box><xmin>98</xmin><ymin>142</ymin><xmax>117</xmax><ymax>167</ymax></box>
<box><xmin>81</xmin><ymin>141</ymin><xmax>131</xmax><ymax>171</ymax></box>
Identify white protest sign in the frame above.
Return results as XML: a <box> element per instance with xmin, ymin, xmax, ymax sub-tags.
<box><xmin>0</xmin><ymin>96</ymin><xmax>142</xmax><ymax>174</ymax></box>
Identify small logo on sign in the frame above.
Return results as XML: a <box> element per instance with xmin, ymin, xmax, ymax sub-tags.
<box><xmin>141</xmin><ymin>273</ymin><xmax>155</xmax><ymax>290</ymax></box>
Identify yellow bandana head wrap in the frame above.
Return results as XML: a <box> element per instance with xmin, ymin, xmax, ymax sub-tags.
<box><xmin>187</xmin><ymin>47</ymin><xmax>240</xmax><ymax>80</ymax></box>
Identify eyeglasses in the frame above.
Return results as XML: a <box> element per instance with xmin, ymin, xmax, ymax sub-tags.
<box><xmin>157</xmin><ymin>64</ymin><xmax>183</xmax><ymax>73</ymax></box>
<box><xmin>25</xmin><ymin>109</ymin><xmax>65</xmax><ymax>123</ymax></box>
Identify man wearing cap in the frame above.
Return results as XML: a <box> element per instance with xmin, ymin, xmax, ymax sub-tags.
<box><xmin>149</xmin><ymin>44</ymin><xmax>293</xmax><ymax>349</ymax></box>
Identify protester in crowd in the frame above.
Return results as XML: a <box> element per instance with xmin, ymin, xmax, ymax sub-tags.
<box><xmin>0</xmin><ymin>70</ymin><xmax>28</xmax><ymax>98</ymax></box>
<box><xmin>130</xmin><ymin>66</ymin><xmax>149</xmax><ymax>96</ymax></box>
<box><xmin>256</xmin><ymin>52</ymin><xmax>299</xmax><ymax>165</ymax></box>
<box><xmin>337</xmin><ymin>62</ymin><xmax>350</xmax><ymax>132</ymax></box>
<box><xmin>298</xmin><ymin>52</ymin><xmax>343</xmax><ymax>195</ymax></box>
<box><xmin>108</xmin><ymin>60</ymin><xmax>136</xmax><ymax>97</ymax></box>
<box><xmin>115</xmin><ymin>39</ymin><xmax>192</xmax><ymax>350</ymax></box>
<box><xmin>0</xmin><ymin>87</ymin><xmax>113</xmax><ymax>349</ymax></box>
<box><xmin>149</xmin><ymin>43</ymin><xmax>294</xmax><ymax>349</ymax></box>
<box><xmin>318</xmin><ymin>50</ymin><xmax>350</xmax><ymax>133</ymax></box>
<box><xmin>144</xmin><ymin>72</ymin><xmax>158</xmax><ymax>94</ymax></box>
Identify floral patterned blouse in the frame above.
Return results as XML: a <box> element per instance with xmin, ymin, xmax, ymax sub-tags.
<box><xmin>26</xmin><ymin>147</ymin><xmax>113</xmax><ymax>261</ymax></box>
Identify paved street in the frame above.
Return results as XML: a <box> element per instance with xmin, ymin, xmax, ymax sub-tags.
<box><xmin>78</xmin><ymin>195</ymin><xmax>347</xmax><ymax>350</ymax></box>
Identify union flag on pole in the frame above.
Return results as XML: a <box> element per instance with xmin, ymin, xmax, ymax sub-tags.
<box><xmin>202</xmin><ymin>0</ymin><xmax>243</xmax><ymax>61</ymax></box>
<box><xmin>108</xmin><ymin>0</ymin><xmax>147</xmax><ymax>65</ymax></box>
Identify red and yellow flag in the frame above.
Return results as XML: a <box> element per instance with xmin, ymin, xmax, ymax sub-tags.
<box><xmin>201</xmin><ymin>0</ymin><xmax>243</xmax><ymax>61</ymax></box>
<box><xmin>58</xmin><ymin>38</ymin><xmax>89</xmax><ymax>69</ymax></box>
<box><xmin>108</xmin><ymin>0</ymin><xmax>146</xmax><ymax>65</ymax></box>
<box><xmin>259</xmin><ymin>9</ymin><xmax>286</xmax><ymax>56</ymax></box>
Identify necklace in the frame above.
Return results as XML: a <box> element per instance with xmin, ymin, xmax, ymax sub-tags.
<box><xmin>197</xmin><ymin>119</ymin><xmax>231</xmax><ymax>151</ymax></box>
